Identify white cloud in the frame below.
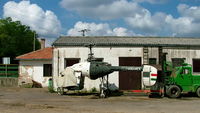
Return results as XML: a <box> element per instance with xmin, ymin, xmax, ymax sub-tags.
<box><xmin>60</xmin><ymin>0</ymin><xmax>167</xmax><ymax>34</ymax></box>
<box><xmin>61</xmin><ymin>0</ymin><xmax>200</xmax><ymax>37</ymax></box>
<box><xmin>166</xmin><ymin>15</ymin><xmax>200</xmax><ymax>37</ymax></box>
<box><xmin>177</xmin><ymin>4</ymin><xmax>200</xmax><ymax>22</ymax></box>
<box><xmin>67</xmin><ymin>21</ymin><xmax>138</xmax><ymax>36</ymax></box>
<box><xmin>45</xmin><ymin>38</ymin><xmax>57</xmax><ymax>47</ymax></box>
<box><xmin>126</xmin><ymin>3</ymin><xmax>200</xmax><ymax>37</ymax></box>
<box><xmin>60</xmin><ymin>0</ymin><xmax>114</xmax><ymax>8</ymax></box>
<box><xmin>134</xmin><ymin>0</ymin><xmax>168</xmax><ymax>4</ymax></box>
<box><xmin>60</xmin><ymin>0</ymin><xmax>142</xmax><ymax>20</ymax></box>
<box><xmin>4</xmin><ymin>0</ymin><xmax>199</xmax><ymax>39</ymax></box>
<box><xmin>3</xmin><ymin>1</ymin><xmax>61</xmax><ymax>37</ymax></box>
<box><xmin>113</xmin><ymin>27</ymin><xmax>137</xmax><ymax>36</ymax></box>
<box><xmin>67</xmin><ymin>21</ymin><xmax>112</xmax><ymax>36</ymax></box>
<box><xmin>125</xmin><ymin>11</ymin><xmax>169</xmax><ymax>35</ymax></box>
<box><xmin>165</xmin><ymin>4</ymin><xmax>200</xmax><ymax>37</ymax></box>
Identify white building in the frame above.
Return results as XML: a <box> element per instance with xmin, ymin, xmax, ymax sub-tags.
<box><xmin>16</xmin><ymin>47</ymin><xmax>53</xmax><ymax>87</ymax></box>
<box><xmin>52</xmin><ymin>36</ymin><xmax>200</xmax><ymax>91</ymax></box>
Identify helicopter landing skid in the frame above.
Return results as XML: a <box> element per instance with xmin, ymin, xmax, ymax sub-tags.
<box><xmin>99</xmin><ymin>75</ymin><xmax>109</xmax><ymax>98</ymax></box>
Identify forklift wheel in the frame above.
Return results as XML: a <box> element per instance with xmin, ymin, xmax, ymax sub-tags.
<box><xmin>166</xmin><ymin>85</ymin><xmax>181</xmax><ymax>98</ymax></box>
<box><xmin>196</xmin><ymin>87</ymin><xmax>200</xmax><ymax>97</ymax></box>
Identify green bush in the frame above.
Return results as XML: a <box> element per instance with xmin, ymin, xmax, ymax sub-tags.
<box><xmin>90</xmin><ymin>87</ymin><xmax>97</xmax><ymax>93</ymax></box>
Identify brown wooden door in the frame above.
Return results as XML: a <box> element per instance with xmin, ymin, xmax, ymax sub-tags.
<box><xmin>119</xmin><ymin>57</ymin><xmax>141</xmax><ymax>90</ymax></box>
<box><xmin>64</xmin><ymin>58</ymin><xmax>80</xmax><ymax>68</ymax></box>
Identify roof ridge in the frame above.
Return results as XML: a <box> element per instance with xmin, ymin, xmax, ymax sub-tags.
<box><xmin>59</xmin><ymin>36</ymin><xmax>200</xmax><ymax>39</ymax></box>
<box><xmin>53</xmin><ymin>36</ymin><xmax>200</xmax><ymax>47</ymax></box>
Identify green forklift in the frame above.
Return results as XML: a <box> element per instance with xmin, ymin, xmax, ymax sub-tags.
<box><xmin>150</xmin><ymin>53</ymin><xmax>200</xmax><ymax>98</ymax></box>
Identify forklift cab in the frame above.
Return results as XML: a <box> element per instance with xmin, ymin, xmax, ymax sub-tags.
<box><xmin>176</xmin><ymin>66</ymin><xmax>193</xmax><ymax>87</ymax></box>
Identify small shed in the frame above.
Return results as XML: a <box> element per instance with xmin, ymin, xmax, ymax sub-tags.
<box><xmin>16</xmin><ymin>47</ymin><xmax>53</xmax><ymax>87</ymax></box>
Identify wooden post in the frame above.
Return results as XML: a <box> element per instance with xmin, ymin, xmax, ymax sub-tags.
<box><xmin>5</xmin><ymin>64</ymin><xmax>7</xmax><ymax>77</ymax></box>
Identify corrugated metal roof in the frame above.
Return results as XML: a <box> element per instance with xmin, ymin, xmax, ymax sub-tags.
<box><xmin>16</xmin><ymin>47</ymin><xmax>53</xmax><ymax>60</ymax></box>
<box><xmin>52</xmin><ymin>36</ymin><xmax>200</xmax><ymax>47</ymax></box>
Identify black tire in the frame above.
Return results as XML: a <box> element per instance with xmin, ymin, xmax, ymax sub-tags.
<box><xmin>166</xmin><ymin>85</ymin><xmax>181</xmax><ymax>98</ymax></box>
<box><xmin>196</xmin><ymin>87</ymin><xmax>200</xmax><ymax>97</ymax></box>
<box><xmin>57</xmin><ymin>87</ymin><xmax>64</xmax><ymax>95</ymax></box>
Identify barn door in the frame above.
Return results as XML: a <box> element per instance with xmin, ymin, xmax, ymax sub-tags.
<box><xmin>119</xmin><ymin>57</ymin><xmax>141</xmax><ymax>90</ymax></box>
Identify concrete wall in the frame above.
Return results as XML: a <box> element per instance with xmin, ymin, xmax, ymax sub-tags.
<box><xmin>0</xmin><ymin>78</ymin><xmax>18</xmax><ymax>87</ymax></box>
<box><xmin>163</xmin><ymin>49</ymin><xmax>200</xmax><ymax>64</ymax></box>
<box><xmin>53</xmin><ymin>47</ymin><xmax>143</xmax><ymax>91</ymax></box>
<box><xmin>148</xmin><ymin>47</ymin><xmax>159</xmax><ymax>64</ymax></box>
<box><xmin>18</xmin><ymin>60</ymin><xmax>52</xmax><ymax>87</ymax></box>
<box><xmin>148</xmin><ymin>47</ymin><xmax>200</xmax><ymax>64</ymax></box>
<box><xmin>53</xmin><ymin>46</ymin><xmax>200</xmax><ymax>91</ymax></box>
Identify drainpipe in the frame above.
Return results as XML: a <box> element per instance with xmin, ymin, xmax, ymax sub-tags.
<box><xmin>158</xmin><ymin>46</ymin><xmax>163</xmax><ymax>65</ymax></box>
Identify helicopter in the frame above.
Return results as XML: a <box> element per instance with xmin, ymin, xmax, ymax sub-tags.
<box><xmin>56</xmin><ymin>44</ymin><xmax>158</xmax><ymax>98</ymax></box>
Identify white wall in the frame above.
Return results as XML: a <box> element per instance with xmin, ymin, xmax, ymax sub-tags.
<box><xmin>163</xmin><ymin>49</ymin><xmax>200</xmax><ymax>64</ymax></box>
<box><xmin>148</xmin><ymin>47</ymin><xmax>200</xmax><ymax>65</ymax></box>
<box><xmin>19</xmin><ymin>60</ymin><xmax>52</xmax><ymax>87</ymax></box>
<box><xmin>148</xmin><ymin>47</ymin><xmax>159</xmax><ymax>64</ymax></box>
<box><xmin>53</xmin><ymin>47</ymin><xmax>143</xmax><ymax>91</ymax></box>
<box><xmin>53</xmin><ymin>46</ymin><xmax>200</xmax><ymax>91</ymax></box>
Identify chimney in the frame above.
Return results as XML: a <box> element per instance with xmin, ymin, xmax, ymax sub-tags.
<box><xmin>39</xmin><ymin>38</ymin><xmax>45</xmax><ymax>49</ymax></box>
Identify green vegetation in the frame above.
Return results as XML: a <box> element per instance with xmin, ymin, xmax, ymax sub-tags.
<box><xmin>0</xmin><ymin>17</ymin><xmax>40</xmax><ymax>62</ymax></box>
<box><xmin>48</xmin><ymin>87</ymin><xmax>55</xmax><ymax>93</ymax></box>
<box><xmin>20</xmin><ymin>83</ymin><xmax>33</xmax><ymax>88</ymax></box>
<box><xmin>90</xmin><ymin>87</ymin><xmax>97</xmax><ymax>93</ymax></box>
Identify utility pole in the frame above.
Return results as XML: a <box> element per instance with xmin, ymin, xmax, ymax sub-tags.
<box><xmin>79</xmin><ymin>29</ymin><xmax>90</xmax><ymax>36</ymax></box>
<box><xmin>33</xmin><ymin>32</ymin><xmax>36</xmax><ymax>51</ymax></box>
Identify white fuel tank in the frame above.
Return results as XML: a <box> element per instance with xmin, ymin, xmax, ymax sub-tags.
<box><xmin>142</xmin><ymin>65</ymin><xmax>157</xmax><ymax>87</ymax></box>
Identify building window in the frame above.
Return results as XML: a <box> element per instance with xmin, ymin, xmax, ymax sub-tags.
<box><xmin>149</xmin><ymin>58</ymin><xmax>157</xmax><ymax>65</ymax></box>
<box><xmin>172</xmin><ymin>58</ymin><xmax>185</xmax><ymax>67</ymax></box>
<box><xmin>193</xmin><ymin>59</ymin><xmax>200</xmax><ymax>73</ymax></box>
<box><xmin>181</xmin><ymin>68</ymin><xmax>190</xmax><ymax>75</ymax></box>
<box><xmin>64</xmin><ymin>58</ymin><xmax>80</xmax><ymax>68</ymax></box>
<box><xmin>43</xmin><ymin>64</ymin><xmax>52</xmax><ymax>77</ymax></box>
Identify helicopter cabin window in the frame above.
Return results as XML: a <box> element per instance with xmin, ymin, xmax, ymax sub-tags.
<box><xmin>172</xmin><ymin>58</ymin><xmax>185</xmax><ymax>67</ymax></box>
<box><xmin>181</xmin><ymin>68</ymin><xmax>190</xmax><ymax>75</ymax></box>
<box><xmin>193</xmin><ymin>59</ymin><xmax>200</xmax><ymax>73</ymax></box>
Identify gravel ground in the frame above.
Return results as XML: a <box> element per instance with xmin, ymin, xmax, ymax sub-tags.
<box><xmin>0</xmin><ymin>87</ymin><xmax>200</xmax><ymax>113</ymax></box>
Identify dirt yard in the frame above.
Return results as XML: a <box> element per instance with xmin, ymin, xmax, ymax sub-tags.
<box><xmin>0</xmin><ymin>87</ymin><xmax>200</xmax><ymax>113</ymax></box>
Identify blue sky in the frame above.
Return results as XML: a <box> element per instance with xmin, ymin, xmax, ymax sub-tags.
<box><xmin>0</xmin><ymin>0</ymin><xmax>200</xmax><ymax>45</ymax></box>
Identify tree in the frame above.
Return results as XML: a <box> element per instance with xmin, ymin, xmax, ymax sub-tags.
<box><xmin>0</xmin><ymin>17</ymin><xmax>40</xmax><ymax>63</ymax></box>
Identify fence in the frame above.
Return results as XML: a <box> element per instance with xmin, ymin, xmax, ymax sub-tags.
<box><xmin>0</xmin><ymin>64</ymin><xmax>19</xmax><ymax>78</ymax></box>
